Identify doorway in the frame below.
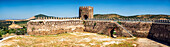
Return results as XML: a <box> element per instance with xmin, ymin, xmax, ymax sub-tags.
<box><xmin>84</xmin><ymin>15</ymin><xmax>88</xmax><ymax>20</ymax></box>
<box><xmin>110</xmin><ymin>28</ymin><xmax>115</xmax><ymax>38</ymax></box>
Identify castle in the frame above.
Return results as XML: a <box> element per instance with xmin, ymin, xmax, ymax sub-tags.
<box><xmin>27</xmin><ymin>6</ymin><xmax>170</xmax><ymax>44</ymax></box>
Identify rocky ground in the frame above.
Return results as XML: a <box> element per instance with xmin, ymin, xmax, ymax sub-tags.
<box><xmin>0</xmin><ymin>32</ymin><xmax>168</xmax><ymax>47</ymax></box>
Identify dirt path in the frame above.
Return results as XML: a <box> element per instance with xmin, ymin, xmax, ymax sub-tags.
<box><xmin>0</xmin><ymin>35</ymin><xmax>16</xmax><ymax>43</ymax></box>
<box><xmin>136</xmin><ymin>38</ymin><xmax>168</xmax><ymax>47</ymax></box>
<box><xmin>0</xmin><ymin>35</ymin><xmax>17</xmax><ymax>47</ymax></box>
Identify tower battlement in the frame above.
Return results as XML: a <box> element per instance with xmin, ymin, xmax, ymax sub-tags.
<box><xmin>79</xmin><ymin>6</ymin><xmax>93</xmax><ymax>9</ymax></box>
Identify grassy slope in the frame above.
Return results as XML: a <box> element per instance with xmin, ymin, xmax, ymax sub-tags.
<box><xmin>1</xmin><ymin>32</ymin><xmax>136</xmax><ymax>47</ymax></box>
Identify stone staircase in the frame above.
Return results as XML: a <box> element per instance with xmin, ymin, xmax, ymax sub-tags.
<box><xmin>114</xmin><ymin>21</ymin><xmax>134</xmax><ymax>37</ymax></box>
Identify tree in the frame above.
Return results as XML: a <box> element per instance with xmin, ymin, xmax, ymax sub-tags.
<box><xmin>0</xmin><ymin>29</ymin><xmax>7</xmax><ymax>35</ymax></box>
<box><xmin>0</xmin><ymin>31</ymin><xmax>2</xmax><ymax>37</ymax></box>
<box><xmin>9</xmin><ymin>29</ymin><xmax>15</xmax><ymax>34</ymax></box>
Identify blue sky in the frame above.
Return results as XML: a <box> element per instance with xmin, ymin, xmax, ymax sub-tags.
<box><xmin>0</xmin><ymin>0</ymin><xmax>170</xmax><ymax>19</ymax></box>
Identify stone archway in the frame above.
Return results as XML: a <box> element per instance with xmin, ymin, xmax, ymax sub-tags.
<box><xmin>107</xmin><ymin>27</ymin><xmax>115</xmax><ymax>38</ymax></box>
<box><xmin>84</xmin><ymin>15</ymin><xmax>88</xmax><ymax>20</ymax></box>
<box><xmin>107</xmin><ymin>25</ymin><xmax>119</xmax><ymax>38</ymax></box>
<box><xmin>110</xmin><ymin>28</ymin><xmax>115</xmax><ymax>37</ymax></box>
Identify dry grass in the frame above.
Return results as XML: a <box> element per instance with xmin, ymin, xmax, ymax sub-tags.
<box><xmin>0</xmin><ymin>32</ymin><xmax>136</xmax><ymax>47</ymax></box>
<box><xmin>2</xmin><ymin>33</ymin><xmax>15</xmax><ymax>38</ymax></box>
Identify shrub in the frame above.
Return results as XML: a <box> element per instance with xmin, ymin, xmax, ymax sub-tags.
<box><xmin>117</xmin><ymin>21</ymin><xmax>121</xmax><ymax>25</ymax></box>
<box><xmin>16</xmin><ymin>31</ymin><xmax>23</xmax><ymax>35</ymax></box>
<box><xmin>94</xmin><ymin>22</ymin><xmax>96</xmax><ymax>26</ymax></box>
<box><xmin>0</xmin><ymin>30</ymin><xmax>7</xmax><ymax>35</ymax></box>
<box><xmin>9</xmin><ymin>29</ymin><xmax>15</xmax><ymax>34</ymax></box>
<box><xmin>83</xmin><ymin>21</ymin><xmax>85</xmax><ymax>24</ymax></box>
<box><xmin>15</xmin><ymin>29</ymin><xmax>26</xmax><ymax>35</ymax></box>
<box><xmin>113</xmin><ymin>32</ymin><xmax>116</xmax><ymax>35</ymax></box>
<box><xmin>39</xmin><ymin>21</ymin><xmax>43</xmax><ymax>23</ymax></box>
<box><xmin>32</xmin><ymin>27</ymin><xmax>35</xmax><ymax>31</ymax></box>
<box><xmin>0</xmin><ymin>32</ymin><xmax>2</xmax><ymax>37</ymax></box>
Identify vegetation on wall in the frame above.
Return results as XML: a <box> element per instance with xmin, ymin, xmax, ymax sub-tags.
<box><xmin>117</xmin><ymin>21</ymin><xmax>121</xmax><ymax>25</ymax></box>
<box><xmin>0</xmin><ymin>33</ymin><xmax>2</xmax><ymax>37</ymax></box>
<box><xmin>93</xmin><ymin>22</ymin><xmax>97</xmax><ymax>29</ymax></box>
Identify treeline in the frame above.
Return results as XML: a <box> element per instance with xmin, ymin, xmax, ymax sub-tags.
<box><xmin>0</xmin><ymin>26</ymin><xmax>27</xmax><ymax>38</ymax></box>
<box><xmin>0</xmin><ymin>20</ymin><xmax>28</xmax><ymax>29</ymax></box>
<box><xmin>94</xmin><ymin>14</ymin><xmax>170</xmax><ymax>19</ymax></box>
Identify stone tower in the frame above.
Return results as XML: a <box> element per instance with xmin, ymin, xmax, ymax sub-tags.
<box><xmin>79</xmin><ymin>6</ymin><xmax>93</xmax><ymax>20</ymax></box>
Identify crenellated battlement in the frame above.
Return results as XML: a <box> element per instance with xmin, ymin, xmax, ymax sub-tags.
<box><xmin>37</xmin><ymin>17</ymin><xmax>80</xmax><ymax>20</ymax></box>
<box><xmin>36</xmin><ymin>17</ymin><xmax>170</xmax><ymax>23</ymax></box>
<box><xmin>79</xmin><ymin>6</ymin><xmax>93</xmax><ymax>9</ymax></box>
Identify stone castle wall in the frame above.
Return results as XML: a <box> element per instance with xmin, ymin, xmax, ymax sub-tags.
<box><xmin>84</xmin><ymin>21</ymin><xmax>154</xmax><ymax>37</ymax></box>
<box><xmin>83</xmin><ymin>21</ymin><xmax>120</xmax><ymax>37</ymax></box>
<box><xmin>27</xmin><ymin>20</ymin><xmax>155</xmax><ymax>37</ymax></box>
<box><xmin>27</xmin><ymin>20</ymin><xmax>84</xmax><ymax>35</ymax></box>
<box><xmin>120</xmin><ymin>22</ymin><xmax>152</xmax><ymax>37</ymax></box>
<box><xmin>147</xmin><ymin>23</ymin><xmax>170</xmax><ymax>44</ymax></box>
<box><xmin>27</xmin><ymin>20</ymin><xmax>169</xmax><ymax>37</ymax></box>
<box><xmin>27</xmin><ymin>20</ymin><xmax>170</xmax><ymax>44</ymax></box>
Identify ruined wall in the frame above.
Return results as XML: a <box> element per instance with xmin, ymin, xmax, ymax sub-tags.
<box><xmin>27</xmin><ymin>20</ymin><xmax>153</xmax><ymax>37</ymax></box>
<box><xmin>147</xmin><ymin>23</ymin><xmax>170</xmax><ymax>44</ymax></box>
<box><xmin>120</xmin><ymin>22</ymin><xmax>152</xmax><ymax>37</ymax></box>
<box><xmin>27</xmin><ymin>20</ymin><xmax>84</xmax><ymax>35</ymax></box>
<box><xmin>27</xmin><ymin>20</ymin><xmax>170</xmax><ymax>43</ymax></box>
<box><xmin>84</xmin><ymin>21</ymin><xmax>123</xmax><ymax>37</ymax></box>
<box><xmin>27</xmin><ymin>20</ymin><xmax>123</xmax><ymax>37</ymax></box>
<box><xmin>83</xmin><ymin>21</ymin><xmax>153</xmax><ymax>37</ymax></box>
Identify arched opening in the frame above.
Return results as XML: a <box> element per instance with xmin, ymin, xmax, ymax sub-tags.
<box><xmin>84</xmin><ymin>15</ymin><xmax>88</xmax><ymax>20</ymax></box>
<box><xmin>108</xmin><ymin>26</ymin><xmax>118</xmax><ymax>38</ymax></box>
<box><xmin>108</xmin><ymin>27</ymin><xmax>116</xmax><ymax>38</ymax></box>
<box><xmin>110</xmin><ymin>28</ymin><xmax>115</xmax><ymax>38</ymax></box>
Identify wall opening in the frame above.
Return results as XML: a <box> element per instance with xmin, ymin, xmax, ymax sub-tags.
<box><xmin>108</xmin><ymin>27</ymin><xmax>116</xmax><ymax>38</ymax></box>
<box><xmin>84</xmin><ymin>15</ymin><xmax>88</xmax><ymax>20</ymax></box>
<box><xmin>110</xmin><ymin>28</ymin><xmax>115</xmax><ymax>38</ymax></box>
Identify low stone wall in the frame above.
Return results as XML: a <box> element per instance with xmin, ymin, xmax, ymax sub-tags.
<box><xmin>27</xmin><ymin>20</ymin><xmax>84</xmax><ymax>35</ymax></box>
<box><xmin>147</xmin><ymin>23</ymin><xmax>170</xmax><ymax>44</ymax></box>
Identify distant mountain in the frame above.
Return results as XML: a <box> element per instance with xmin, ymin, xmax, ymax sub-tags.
<box><xmin>94</xmin><ymin>14</ymin><xmax>170</xmax><ymax>19</ymax></box>
<box><xmin>27</xmin><ymin>14</ymin><xmax>54</xmax><ymax>20</ymax></box>
<box><xmin>34</xmin><ymin>14</ymin><xmax>53</xmax><ymax>17</ymax></box>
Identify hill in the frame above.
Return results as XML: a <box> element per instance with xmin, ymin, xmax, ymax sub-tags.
<box><xmin>27</xmin><ymin>14</ymin><xmax>54</xmax><ymax>20</ymax></box>
<box><xmin>94</xmin><ymin>14</ymin><xmax>170</xmax><ymax>19</ymax></box>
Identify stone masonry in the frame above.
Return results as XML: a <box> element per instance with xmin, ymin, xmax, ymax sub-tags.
<box><xmin>79</xmin><ymin>6</ymin><xmax>93</xmax><ymax>19</ymax></box>
<box><xmin>27</xmin><ymin>20</ymin><xmax>170</xmax><ymax>44</ymax></box>
<box><xmin>27</xmin><ymin>20</ymin><xmax>84</xmax><ymax>35</ymax></box>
